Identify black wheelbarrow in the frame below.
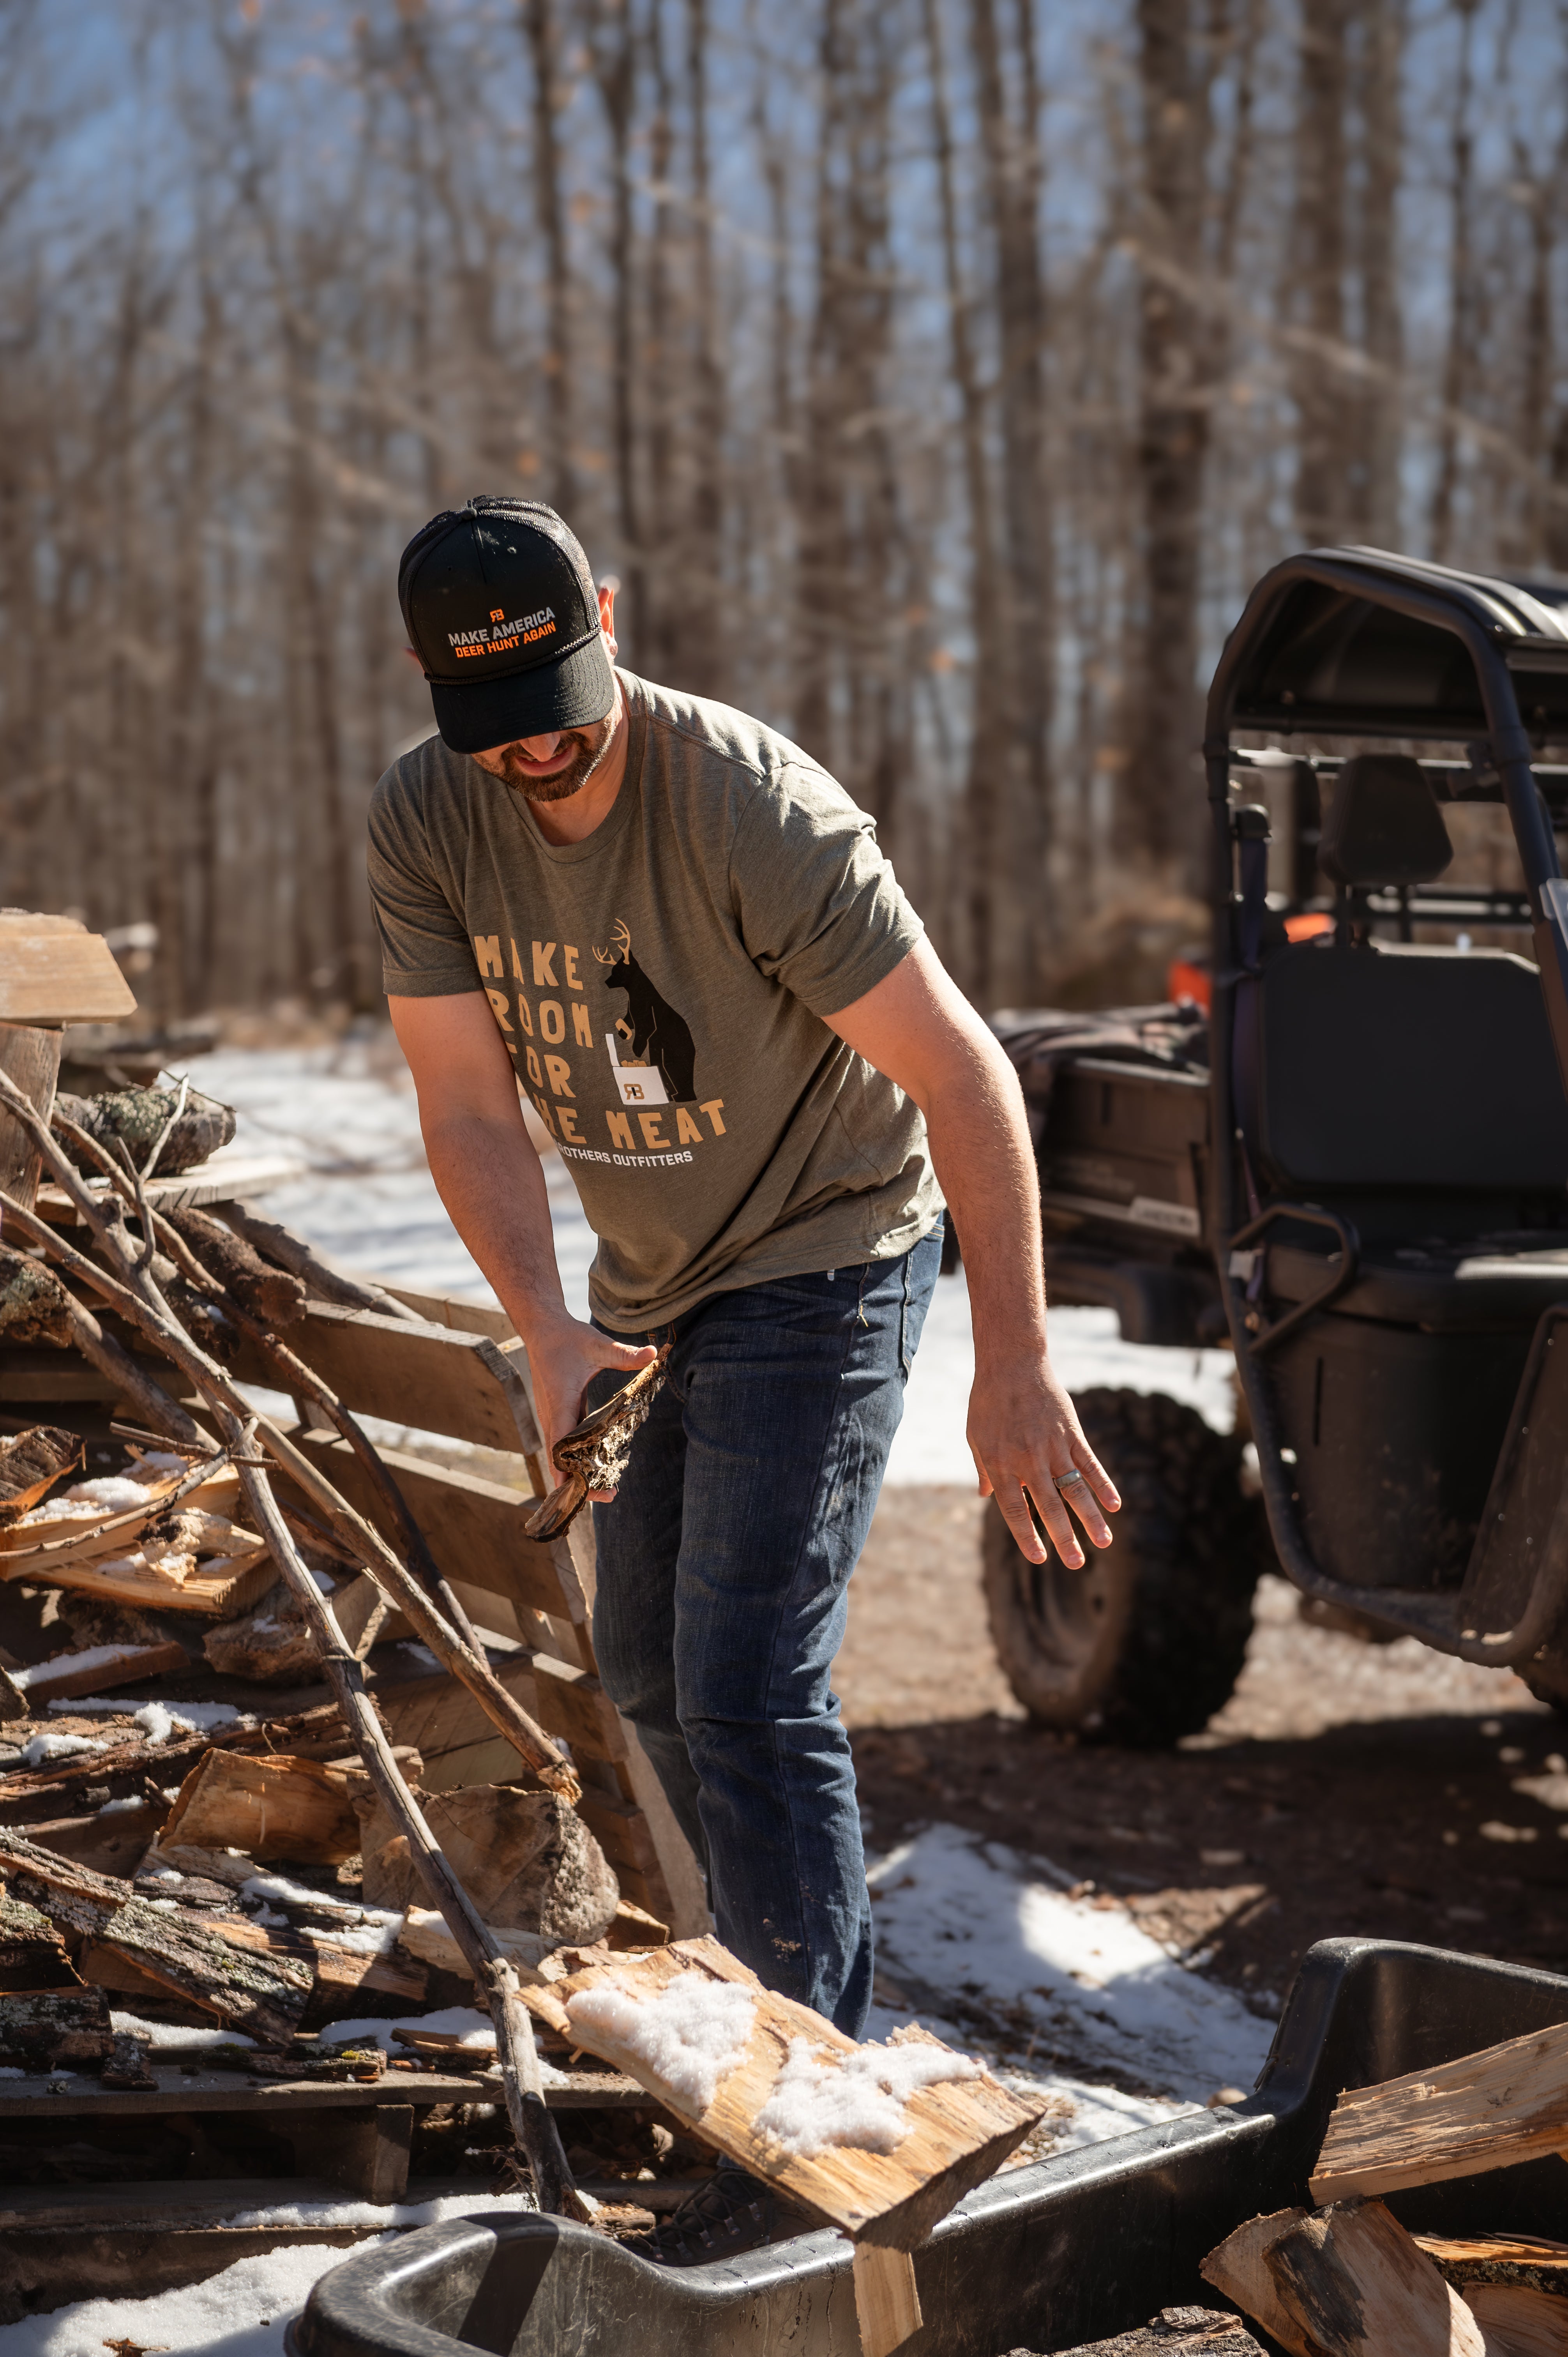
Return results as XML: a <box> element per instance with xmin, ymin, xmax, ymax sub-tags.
<box><xmin>289</xmin><ymin>1936</ymin><xmax>1568</xmax><ymax>2357</ymax></box>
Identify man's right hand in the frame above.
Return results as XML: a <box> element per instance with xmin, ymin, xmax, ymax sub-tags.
<box><xmin>527</xmin><ymin>1313</ymin><xmax>659</xmax><ymax>1497</ymax></box>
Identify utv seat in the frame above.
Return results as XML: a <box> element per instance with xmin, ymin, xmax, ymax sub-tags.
<box><xmin>1248</xmin><ymin>751</ymin><xmax>1568</xmax><ymax>1331</ymax></box>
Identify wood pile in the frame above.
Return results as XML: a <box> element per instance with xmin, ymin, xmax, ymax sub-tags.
<box><xmin>1197</xmin><ymin>2018</ymin><xmax>1568</xmax><ymax>2355</ymax></box>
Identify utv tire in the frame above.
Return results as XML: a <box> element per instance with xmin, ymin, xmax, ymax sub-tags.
<box><xmin>982</xmin><ymin>1387</ymin><xmax>1264</xmax><ymax>1747</ymax></box>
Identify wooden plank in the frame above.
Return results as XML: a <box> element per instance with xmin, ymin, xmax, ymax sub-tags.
<box><xmin>0</xmin><ymin>925</ymin><xmax>136</xmax><ymax>1024</ymax></box>
<box><xmin>0</xmin><ymin>1025</ymin><xmax>62</xmax><ymax>1213</ymax></box>
<box><xmin>12</xmin><ymin>1639</ymin><xmax>188</xmax><ymax>1705</ymax></box>
<box><xmin>1311</xmin><ymin>2019</ymin><xmax>1568</xmax><ymax>2203</ymax></box>
<box><xmin>34</xmin><ymin>1148</ymin><xmax>302</xmax><ymax>1224</ymax></box>
<box><xmin>0</xmin><ymin>1466</ymin><xmax>241</xmax><ymax>1554</ymax></box>
<box><xmin>531</xmin><ymin>1653</ymin><xmax>628</xmax><ymax>1763</ymax></box>
<box><xmin>230</xmin><ymin>1303</ymin><xmax>539</xmax><ymax>1454</ymax></box>
<box><xmin>536</xmin><ymin>1934</ymin><xmax>1047</xmax><ymax>2249</ymax></box>
<box><xmin>1202</xmin><ymin>2201</ymin><xmax>1484</xmax><ymax>2357</ymax></box>
<box><xmin>0</xmin><ymin>2062</ymin><xmax>646</xmax><ymax>2117</ymax></box>
<box><xmin>311</xmin><ymin>2105</ymin><xmax>413</xmax><ymax>2200</ymax></box>
<box><xmin>371</xmin><ymin>1651</ymin><xmax>539</xmax><ymax>1774</ymax></box>
<box><xmin>378</xmin><ymin>1283</ymin><xmax>516</xmax><ymax>1343</ymax></box>
<box><xmin>285</xmin><ymin>1430</ymin><xmax>581</xmax><ymax>1619</ymax></box>
<box><xmin>575</xmin><ymin>1786</ymin><xmax>662</xmax><ymax>1878</ymax></box>
<box><xmin>854</xmin><ymin>2244</ymin><xmax>923</xmax><ymax>2357</ymax></box>
<box><xmin>0</xmin><ymin>1537</ymin><xmax>275</xmax><ymax>1619</ymax></box>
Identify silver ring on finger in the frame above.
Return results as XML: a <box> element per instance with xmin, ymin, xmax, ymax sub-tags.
<box><xmin>1053</xmin><ymin>1468</ymin><xmax>1088</xmax><ymax>1495</ymax></box>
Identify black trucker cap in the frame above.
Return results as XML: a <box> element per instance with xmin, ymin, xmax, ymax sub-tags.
<box><xmin>397</xmin><ymin>498</ymin><xmax>615</xmax><ymax>755</ymax></box>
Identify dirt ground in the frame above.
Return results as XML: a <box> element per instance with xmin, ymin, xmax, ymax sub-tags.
<box><xmin>841</xmin><ymin>1487</ymin><xmax>1568</xmax><ymax>2011</ymax></box>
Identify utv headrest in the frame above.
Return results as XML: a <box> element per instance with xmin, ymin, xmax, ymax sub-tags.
<box><xmin>1319</xmin><ymin>754</ymin><xmax>1453</xmax><ymax>889</ymax></box>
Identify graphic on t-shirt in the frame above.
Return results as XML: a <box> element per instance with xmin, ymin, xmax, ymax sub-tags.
<box><xmin>593</xmin><ymin>919</ymin><xmax>697</xmax><ymax>1104</ymax></box>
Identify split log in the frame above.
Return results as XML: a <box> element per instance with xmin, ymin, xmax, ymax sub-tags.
<box><xmin>202</xmin><ymin>1912</ymin><xmax>428</xmax><ymax>2017</ymax></box>
<box><xmin>4</xmin><ymin>1528</ymin><xmax>277</xmax><ymax>1618</ymax></box>
<box><xmin>214</xmin><ymin>1200</ymin><xmax>420</xmax><ymax>1322</ymax></box>
<box><xmin>160</xmin><ymin>1749</ymin><xmax>360</xmax><ymax>1865</ymax></box>
<box><xmin>9</xmin><ymin>1799</ymin><xmax>164</xmax><ymax>1878</ymax></box>
<box><xmin>1462</xmin><ymin>2284</ymin><xmax>1568</xmax><ymax>2354</ymax></box>
<box><xmin>0</xmin><ymin>1831</ymin><xmax>312</xmax><ymax>2043</ymax></box>
<box><xmin>0</xmin><ymin>1424</ymin><xmax>82</xmax><ymax>1523</ymax></box>
<box><xmin>329</xmin><ymin>1571</ymin><xmax>410</xmax><ymax>1659</ymax></box>
<box><xmin>0</xmin><ymin>1245</ymin><xmax>77</xmax><ymax>1345</ymax></box>
<box><xmin>0</xmin><ymin>1986</ymin><xmax>113</xmax><ymax>2067</ymax></box>
<box><xmin>1201</xmin><ymin>2201</ymin><xmax>1485</xmax><ymax>2357</ymax></box>
<box><xmin>397</xmin><ymin>1906</ymin><xmax>553</xmax><ymax>1982</ymax></box>
<box><xmin>1056</xmin><ymin>2312</ymin><xmax>1268</xmax><ymax>2357</ymax></box>
<box><xmin>162</xmin><ymin>1203</ymin><xmax>307</xmax><ymax>1327</ymax></box>
<box><xmin>11</xmin><ymin>1638</ymin><xmax>189</xmax><ymax>1705</ymax></box>
<box><xmin>54</xmin><ymin>1085</ymin><xmax>235</xmax><ymax>1177</ymax></box>
<box><xmin>0</xmin><ymin>1891</ymin><xmax>81</xmax><ymax>1992</ymax></box>
<box><xmin>0</xmin><ymin>1461</ymin><xmax>240</xmax><ymax>1551</ymax></box>
<box><xmin>354</xmin><ymin>1782</ymin><xmax>620</xmax><ymax>1943</ymax></box>
<box><xmin>0</xmin><ymin>1703</ymin><xmax>355</xmax><ymax>1826</ymax></box>
<box><xmin>100</xmin><ymin>2028</ymin><xmax>156</xmax><ymax>2088</ymax></box>
<box><xmin>1311</xmin><ymin>2019</ymin><xmax>1568</xmax><ymax>2202</ymax></box>
<box><xmin>853</xmin><ymin>2244</ymin><xmax>923</xmax><ymax>2357</ymax></box>
<box><xmin>1418</xmin><ymin>2235</ymin><xmax>1568</xmax><ymax>2297</ymax></box>
<box><xmin>202</xmin><ymin>1589</ymin><xmax>321</xmax><ymax>1684</ymax></box>
<box><xmin>531</xmin><ymin>1933</ymin><xmax>1049</xmax><ymax>2249</ymax></box>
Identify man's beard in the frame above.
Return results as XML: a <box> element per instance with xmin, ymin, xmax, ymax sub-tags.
<box><xmin>481</xmin><ymin>716</ymin><xmax>614</xmax><ymax>803</ymax></box>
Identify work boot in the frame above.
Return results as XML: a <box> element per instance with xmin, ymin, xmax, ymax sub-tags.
<box><xmin>619</xmin><ymin>2164</ymin><xmax>779</xmax><ymax>2266</ymax></box>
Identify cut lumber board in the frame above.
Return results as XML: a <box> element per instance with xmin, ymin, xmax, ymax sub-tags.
<box><xmin>530</xmin><ymin>1933</ymin><xmax>1047</xmax><ymax>2249</ymax></box>
<box><xmin>1202</xmin><ymin>2200</ymin><xmax>1485</xmax><ymax>2357</ymax></box>
<box><xmin>12</xmin><ymin>1638</ymin><xmax>188</xmax><ymax>1705</ymax></box>
<box><xmin>1462</xmin><ymin>2283</ymin><xmax>1568</xmax><ymax>2353</ymax></box>
<box><xmin>161</xmin><ymin>1749</ymin><xmax>360</xmax><ymax>1865</ymax></box>
<box><xmin>531</xmin><ymin>1653</ymin><xmax>628</xmax><ymax>1763</ymax></box>
<box><xmin>0</xmin><ymin>1832</ymin><xmax>311</xmax><ymax>2043</ymax></box>
<box><xmin>0</xmin><ymin>1538</ymin><xmax>275</xmax><ymax>1618</ymax></box>
<box><xmin>229</xmin><ymin>1302</ymin><xmax>540</xmax><ymax>1454</ymax></box>
<box><xmin>0</xmin><ymin>2059</ymin><xmax>642</xmax><ymax>2116</ymax></box>
<box><xmin>34</xmin><ymin>1147</ymin><xmax>302</xmax><ymax>1224</ymax></box>
<box><xmin>0</xmin><ymin>923</ymin><xmax>136</xmax><ymax>1024</ymax></box>
<box><xmin>1311</xmin><ymin>2018</ymin><xmax>1568</xmax><ymax>2202</ymax></box>
<box><xmin>0</xmin><ymin>1024</ymin><xmax>62</xmax><ymax>1213</ymax></box>
<box><xmin>378</xmin><ymin>1283</ymin><xmax>516</xmax><ymax>1343</ymax></box>
<box><xmin>854</xmin><ymin>2243</ymin><xmax>923</xmax><ymax>2357</ymax></box>
<box><xmin>285</xmin><ymin>1428</ymin><xmax>586</xmax><ymax>1621</ymax></box>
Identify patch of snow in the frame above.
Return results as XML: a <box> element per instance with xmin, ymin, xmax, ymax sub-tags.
<box><xmin>566</xmin><ymin>1969</ymin><xmax>755</xmax><ymax>2115</ymax></box>
<box><xmin>129</xmin><ymin>1451</ymin><xmax>191</xmax><ymax>1478</ymax></box>
<box><xmin>215</xmin><ymin>2189</ymin><xmax>528</xmax><ymax>2233</ymax></box>
<box><xmin>23</xmin><ymin>1476</ymin><xmax>150</xmax><ymax>1520</ymax></box>
<box><xmin>866</xmin><ymin>1825</ymin><xmax>1273</xmax><ymax>2106</ymax></box>
<box><xmin>0</xmin><ymin>2067</ymin><xmax>24</xmax><ymax>2079</ymax></box>
<box><xmin>109</xmin><ymin>2011</ymin><xmax>256</xmax><ymax>2052</ymax></box>
<box><xmin>52</xmin><ymin>1697</ymin><xmax>249</xmax><ymax>1744</ymax></box>
<box><xmin>0</xmin><ymin>2241</ymin><xmax>359</xmax><ymax>2354</ymax></box>
<box><xmin>11</xmin><ymin>1643</ymin><xmax>131</xmax><ymax>1689</ymax></box>
<box><xmin>95</xmin><ymin>1794</ymin><xmax>143</xmax><ymax>1815</ymax></box>
<box><xmin>321</xmin><ymin>2004</ymin><xmax>496</xmax><ymax>2051</ymax></box>
<box><xmin>4</xmin><ymin>1731</ymin><xmax>104</xmax><ymax>1770</ymax></box>
<box><xmin>754</xmin><ymin>2032</ymin><xmax>982</xmax><ymax>2157</ymax></box>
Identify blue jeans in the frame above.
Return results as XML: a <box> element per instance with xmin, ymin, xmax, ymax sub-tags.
<box><xmin>588</xmin><ymin>1223</ymin><xmax>942</xmax><ymax>2037</ymax></box>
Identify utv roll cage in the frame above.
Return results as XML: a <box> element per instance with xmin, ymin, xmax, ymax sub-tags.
<box><xmin>1207</xmin><ymin>546</ymin><xmax>1568</xmax><ymax>1670</ymax></box>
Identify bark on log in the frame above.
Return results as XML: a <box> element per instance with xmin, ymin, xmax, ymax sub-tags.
<box><xmin>0</xmin><ymin>1986</ymin><xmax>113</xmax><ymax>2066</ymax></box>
<box><xmin>0</xmin><ymin>1424</ymin><xmax>82</xmax><ymax>1524</ymax></box>
<box><xmin>215</xmin><ymin>1201</ymin><xmax>419</xmax><ymax>1322</ymax></box>
<box><xmin>0</xmin><ymin>1889</ymin><xmax>81</xmax><ymax>1991</ymax></box>
<box><xmin>164</xmin><ymin>1203</ymin><xmax>307</xmax><ymax>1328</ymax></box>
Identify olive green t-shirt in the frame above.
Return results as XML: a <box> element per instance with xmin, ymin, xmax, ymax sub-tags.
<box><xmin>367</xmin><ymin>670</ymin><xmax>940</xmax><ymax>1330</ymax></box>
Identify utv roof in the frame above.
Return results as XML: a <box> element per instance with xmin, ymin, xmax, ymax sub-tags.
<box><xmin>1210</xmin><ymin>545</ymin><xmax>1568</xmax><ymax>744</ymax></box>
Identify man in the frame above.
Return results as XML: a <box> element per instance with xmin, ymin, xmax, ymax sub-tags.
<box><xmin>371</xmin><ymin>496</ymin><xmax>1118</xmax><ymax>2252</ymax></box>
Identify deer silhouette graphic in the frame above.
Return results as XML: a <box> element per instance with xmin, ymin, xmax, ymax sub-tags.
<box><xmin>592</xmin><ymin>920</ymin><xmax>698</xmax><ymax>1103</ymax></box>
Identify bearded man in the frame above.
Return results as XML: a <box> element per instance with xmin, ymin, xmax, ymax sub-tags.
<box><xmin>369</xmin><ymin>497</ymin><xmax>1118</xmax><ymax>2257</ymax></box>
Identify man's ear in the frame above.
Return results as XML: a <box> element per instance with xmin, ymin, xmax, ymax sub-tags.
<box><xmin>597</xmin><ymin>578</ymin><xmax>618</xmax><ymax>659</ymax></box>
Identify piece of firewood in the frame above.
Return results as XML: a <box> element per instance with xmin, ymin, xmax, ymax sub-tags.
<box><xmin>0</xmin><ymin>1889</ymin><xmax>81</xmax><ymax>1992</ymax></box>
<box><xmin>1312</xmin><ymin>2020</ymin><xmax>1568</xmax><ymax>2203</ymax></box>
<box><xmin>354</xmin><ymin>1781</ymin><xmax>620</xmax><ymax>1944</ymax></box>
<box><xmin>1418</xmin><ymin>2236</ymin><xmax>1568</xmax><ymax>2297</ymax></box>
<box><xmin>397</xmin><ymin>1905</ymin><xmax>553</xmax><ymax>1982</ymax></box>
<box><xmin>0</xmin><ymin>1986</ymin><xmax>114</xmax><ymax>2066</ymax></box>
<box><xmin>214</xmin><ymin>1200</ymin><xmax>420</xmax><ymax>1321</ymax></box>
<box><xmin>0</xmin><ymin>1424</ymin><xmax>83</xmax><ymax>1524</ymax></box>
<box><xmin>11</xmin><ymin>1638</ymin><xmax>189</xmax><ymax>1706</ymax></box>
<box><xmin>533</xmin><ymin>1933</ymin><xmax>1049</xmax><ymax>2249</ymax></box>
<box><xmin>0</xmin><ymin>1828</ymin><xmax>311</xmax><ymax>2043</ymax></box>
<box><xmin>1202</xmin><ymin>2200</ymin><xmax>1485</xmax><ymax>2357</ymax></box>
<box><xmin>161</xmin><ymin>1747</ymin><xmax>360</xmax><ymax>1865</ymax></box>
<box><xmin>100</xmin><ymin>2027</ymin><xmax>156</xmax><ymax>2088</ymax></box>
<box><xmin>202</xmin><ymin>1588</ymin><xmax>322</xmax><ymax>1684</ymax></box>
<box><xmin>1462</xmin><ymin>2283</ymin><xmax>1568</xmax><ymax>2355</ymax></box>
<box><xmin>163</xmin><ymin>1203</ymin><xmax>307</xmax><ymax>1327</ymax></box>
<box><xmin>1054</xmin><ymin>2310</ymin><xmax>1268</xmax><ymax>2356</ymax></box>
<box><xmin>0</xmin><ymin>1244</ymin><xmax>76</xmax><ymax>1345</ymax></box>
<box><xmin>853</xmin><ymin>2244</ymin><xmax>923</xmax><ymax>2357</ymax></box>
<box><xmin>524</xmin><ymin>1350</ymin><xmax>668</xmax><ymax>1540</ymax></box>
<box><xmin>0</xmin><ymin>1462</ymin><xmax>240</xmax><ymax>1552</ymax></box>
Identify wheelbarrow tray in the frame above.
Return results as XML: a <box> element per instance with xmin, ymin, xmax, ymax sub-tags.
<box><xmin>290</xmin><ymin>1935</ymin><xmax>1568</xmax><ymax>2357</ymax></box>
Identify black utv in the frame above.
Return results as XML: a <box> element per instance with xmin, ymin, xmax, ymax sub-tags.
<box><xmin>987</xmin><ymin>546</ymin><xmax>1568</xmax><ymax>1745</ymax></box>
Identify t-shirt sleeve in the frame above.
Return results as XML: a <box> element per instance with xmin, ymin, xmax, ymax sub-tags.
<box><xmin>366</xmin><ymin>760</ymin><xmax>483</xmax><ymax>998</ymax></box>
<box><xmin>729</xmin><ymin>765</ymin><xmax>924</xmax><ymax>1018</ymax></box>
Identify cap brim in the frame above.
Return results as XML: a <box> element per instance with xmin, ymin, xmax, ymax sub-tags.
<box><xmin>429</xmin><ymin>634</ymin><xmax>616</xmax><ymax>756</ymax></box>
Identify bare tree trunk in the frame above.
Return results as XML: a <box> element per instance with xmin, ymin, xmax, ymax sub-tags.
<box><xmin>1126</xmin><ymin>0</ymin><xmax>1212</xmax><ymax>880</ymax></box>
<box><xmin>1430</xmin><ymin>0</ymin><xmax>1479</xmax><ymax>562</ymax></box>
<box><xmin>1356</xmin><ymin>0</ymin><xmax>1406</xmax><ymax>548</ymax></box>
<box><xmin>590</xmin><ymin>0</ymin><xmax>646</xmax><ymax>652</ymax></box>
<box><xmin>1292</xmin><ymin>0</ymin><xmax>1353</xmax><ymax>544</ymax></box>
<box><xmin>524</xmin><ymin>0</ymin><xmax>576</xmax><ymax>517</ymax></box>
<box><xmin>678</xmin><ymin>0</ymin><xmax>727</xmax><ymax>697</ymax></box>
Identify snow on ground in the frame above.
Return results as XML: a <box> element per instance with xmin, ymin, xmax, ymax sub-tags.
<box><xmin>866</xmin><ymin>1825</ymin><xmax>1274</xmax><ymax>2106</ymax></box>
<box><xmin>200</xmin><ymin>1036</ymin><xmax>1236</xmax><ymax>1479</ymax></box>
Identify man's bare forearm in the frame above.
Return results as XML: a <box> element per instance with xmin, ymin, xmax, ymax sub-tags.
<box><xmin>420</xmin><ymin>1106</ymin><xmax>572</xmax><ymax>1347</ymax></box>
<box><xmin>921</xmin><ymin>1034</ymin><xmax>1048</xmax><ymax>1359</ymax></box>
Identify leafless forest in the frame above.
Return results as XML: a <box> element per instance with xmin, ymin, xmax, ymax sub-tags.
<box><xmin>0</xmin><ymin>0</ymin><xmax>1564</xmax><ymax>1020</ymax></box>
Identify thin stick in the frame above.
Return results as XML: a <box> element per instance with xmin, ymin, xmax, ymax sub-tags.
<box><xmin>141</xmin><ymin>1074</ymin><xmax>190</xmax><ymax>1182</ymax></box>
